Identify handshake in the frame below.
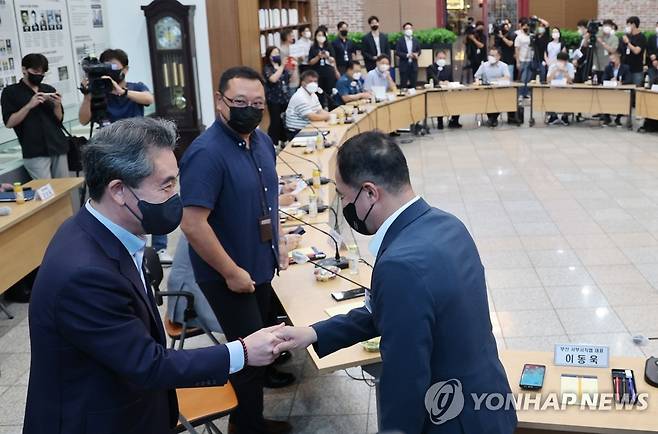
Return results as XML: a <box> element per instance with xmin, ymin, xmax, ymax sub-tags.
<box><xmin>242</xmin><ymin>324</ymin><xmax>318</xmax><ymax>366</ymax></box>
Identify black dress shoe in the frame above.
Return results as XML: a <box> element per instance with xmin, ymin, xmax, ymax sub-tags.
<box><xmin>264</xmin><ymin>366</ymin><xmax>296</xmax><ymax>389</ymax></box>
<box><xmin>448</xmin><ymin>122</ymin><xmax>462</xmax><ymax>129</ymax></box>
<box><xmin>264</xmin><ymin>419</ymin><xmax>292</xmax><ymax>434</ymax></box>
<box><xmin>272</xmin><ymin>351</ymin><xmax>291</xmax><ymax>366</ymax></box>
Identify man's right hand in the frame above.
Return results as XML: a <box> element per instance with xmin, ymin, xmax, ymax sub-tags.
<box><xmin>226</xmin><ymin>267</ymin><xmax>255</xmax><ymax>293</ymax></box>
<box><xmin>28</xmin><ymin>92</ymin><xmax>46</xmax><ymax>109</ymax></box>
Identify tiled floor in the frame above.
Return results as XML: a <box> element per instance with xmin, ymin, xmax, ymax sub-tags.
<box><xmin>2</xmin><ymin>118</ymin><xmax>658</xmax><ymax>433</ymax></box>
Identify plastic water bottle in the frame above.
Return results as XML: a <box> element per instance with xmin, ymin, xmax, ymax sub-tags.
<box><xmin>308</xmin><ymin>193</ymin><xmax>318</xmax><ymax>218</ymax></box>
<box><xmin>347</xmin><ymin>244</ymin><xmax>359</xmax><ymax>275</ymax></box>
<box><xmin>645</xmin><ymin>73</ymin><xmax>651</xmax><ymax>89</ymax></box>
<box><xmin>312</xmin><ymin>168</ymin><xmax>321</xmax><ymax>189</ymax></box>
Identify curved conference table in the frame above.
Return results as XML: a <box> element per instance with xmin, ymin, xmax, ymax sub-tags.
<box><xmin>274</xmin><ymin>85</ymin><xmax>658</xmax><ymax>434</ymax></box>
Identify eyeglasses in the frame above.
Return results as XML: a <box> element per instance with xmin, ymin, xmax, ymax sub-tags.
<box><xmin>222</xmin><ymin>94</ymin><xmax>265</xmax><ymax>110</ymax></box>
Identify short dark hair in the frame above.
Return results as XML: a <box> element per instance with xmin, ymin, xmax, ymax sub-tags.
<box><xmin>100</xmin><ymin>48</ymin><xmax>129</xmax><ymax>67</ymax></box>
<box><xmin>337</xmin><ymin>131</ymin><xmax>410</xmax><ymax>192</ymax></box>
<box><xmin>603</xmin><ymin>19</ymin><xmax>615</xmax><ymax>26</ymax></box>
<box><xmin>83</xmin><ymin>117</ymin><xmax>178</xmax><ymax>201</ymax></box>
<box><xmin>476</xmin><ymin>20</ymin><xmax>484</xmax><ymax>27</ymax></box>
<box><xmin>22</xmin><ymin>53</ymin><xmax>48</xmax><ymax>72</ymax></box>
<box><xmin>337</xmin><ymin>21</ymin><xmax>347</xmax><ymax>30</ymax></box>
<box><xmin>368</xmin><ymin>16</ymin><xmax>379</xmax><ymax>24</ymax></box>
<box><xmin>557</xmin><ymin>51</ymin><xmax>569</xmax><ymax>61</ymax></box>
<box><xmin>376</xmin><ymin>54</ymin><xmax>390</xmax><ymax>62</ymax></box>
<box><xmin>299</xmin><ymin>25</ymin><xmax>310</xmax><ymax>33</ymax></box>
<box><xmin>300</xmin><ymin>69</ymin><xmax>319</xmax><ymax>82</ymax></box>
<box><xmin>403</xmin><ymin>22</ymin><xmax>413</xmax><ymax>29</ymax></box>
<box><xmin>218</xmin><ymin>66</ymin><xmax>264</xmax><ymax>94</ymax></box>
<box><xmin>345</xmin><ymin>60</ymin><xmax>361</xmax><ymax>71</ymax></box>
<box><xmin>519</xmin><ymin>17</ymin><xmax>529</xmax><ymax>25</ymax></box>
<box><xmin>577</xmin><ymin>19</ymin><xmax>588</xmax><ymax>28</ymax></box>
<box><xmin>265</xmin><ymin>45</ymin><xmax>279</xmax><ymax>62</ymax></box>
<box><xmin>626</xmin><ymin>16</ymin><xmax>640</xmax><ymax>27</ymax></box>
<box><xmin>282</xmin><ymin>28</ymin><xmax>294</xmax><ymax>41</ymax></box>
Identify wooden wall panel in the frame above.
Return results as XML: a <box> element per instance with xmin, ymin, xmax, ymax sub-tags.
<box><xmin>363</xmin><ymin>0</ymin><xmax>437</xmax><ymax>32</ymax></box>
<box><xmin>529</xmin><ymin>0</ymin><xmax>597</xmax><ymax>29</ymax></box>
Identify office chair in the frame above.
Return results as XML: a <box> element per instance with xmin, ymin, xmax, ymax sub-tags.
<box><xmin>143</xmin><ymin>247</ymin><xmax>220</xmax><ymax>350</ymax></box>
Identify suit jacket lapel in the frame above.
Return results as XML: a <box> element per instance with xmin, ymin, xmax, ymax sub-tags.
<box><xmin>375</xmin><ymin>198</ymin><xmax>432</xmax><ymax>264</ymax></box>
<box><xmin>76</xmin><ymin>208</ymin><xmax>165</xmax><ymax>343</ymax></box>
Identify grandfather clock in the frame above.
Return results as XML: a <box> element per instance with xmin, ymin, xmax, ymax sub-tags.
<box><xmin>142</xmin><ymin>0</ymin><xmax>204</xmax><ymax>160</ymax></box>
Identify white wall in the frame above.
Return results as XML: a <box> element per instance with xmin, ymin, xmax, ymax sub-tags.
<box><xmin>105</xmin><ymin>0</ymin><xmax>215</xmax><ymax>127</ymax></box>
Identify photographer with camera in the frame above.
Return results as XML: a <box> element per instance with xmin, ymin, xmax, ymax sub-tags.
<box><xmin>1</xmin><ymin>53</ymin><xmax>69</xmax><ymax>180</ymax></box>
<box><xmin>466</xmin><ymin>20</ymin><xmax>487</xmax><ymax>80</ymax></box>
<box><xmin>494</xmin><ymin>20</ymin><xmax>516</xmax><ymax>79</ymax></box>
<box><xmin>592</xmin><ymin>20</ymin><xmax>619</xmax><ymax>83</ymax></box>
<box><xmin>76</xmin><ymin>49</ymin><xmax>170</xmax><ymax>264</ymax></box>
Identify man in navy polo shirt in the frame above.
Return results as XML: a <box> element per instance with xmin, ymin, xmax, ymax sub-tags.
<box><xmin>180</xmin><ymin>66</ymin><xmax>292</xmax><ymax>434</ymax></box>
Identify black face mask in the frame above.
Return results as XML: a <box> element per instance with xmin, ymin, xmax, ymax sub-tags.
<box><xmin>125</xmin><ymin>188</ymin><xmax>183</xmax><ymax>235</ymax></box>
<box><xmin>225</xmin><ymin>104</ymin><xmax>264</xmax><ymax>135</ymax></box>
<box><xmin>371</xmin><ymin>25</ymin><xmax>379</xmax><ymax>31</ymax></box>
<box><xmin>342</xmin><ymin>186</ymin><xmax>375</xmax><ymax>235</ymax></box>
<box><xmin>340</xmin><ymin>30</ymin><xmax>349</xmax><ymax>37</ymax></box>
<box><xmin>27</xmin><ymin>72</ymin><xmax>44</xmax><ymax>86</ymax></box>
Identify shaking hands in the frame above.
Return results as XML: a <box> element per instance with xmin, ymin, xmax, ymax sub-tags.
<box><xmin>240</xmin><ymin>324</ymin><xmax>318</xmax><ymax>367</ymax></box>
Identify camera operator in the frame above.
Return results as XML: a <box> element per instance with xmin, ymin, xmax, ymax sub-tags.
<box><xmin>465</xmin><ymin>20</ymin><xmax>487</xmax><ymax>79</ymax></box>
<box><xmin>76</xmin><ymin>49</ymin><xmax>170</xmax><ymax>264</ymax></box>
<box><xmin>620</xmin><ymin>16</ymin><xmax>647</xmax><ymax>85</ymax></box>
<box><xmin>1</xmin><ymin>53</ymin><xmax>69</xmax><ymax>180</ymax></box>
<box><xmin>592</xmin><ymin>20</ymin><xmax>619</xmax><ymax>83</ymax></box>
<box><xmin>495</xmin><ymin>20</ymin><xmax>516</xmax><ymax>79</ymax></box>
<box><xmin>78</xmin><ymin>49</ymin><xmax>154</xmax><ymax>125</ymax></box>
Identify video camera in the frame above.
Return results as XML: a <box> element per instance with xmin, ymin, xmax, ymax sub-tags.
<box><xmin>587</xmin><ymin>20</ymin><xmax>602</xmax><ymax>36</ymax></box>
<box><xmin>528</xmin><ymin>16</ymin><xmax>539</xmax><ymax>34</ymax></box>
<box><xmin>80</xmin><ymin>56</ymin><xmax>116</xmax><ymax>126</ymax></box>
<box><xmin>491</xmin><ymin>19</ymin><xmax>507</xmax><ymax>36</ymax></box>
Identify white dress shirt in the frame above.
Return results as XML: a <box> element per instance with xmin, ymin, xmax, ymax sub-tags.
<box><xmin>405</xmin><ymin>36</ymin><xmax>413</xmax><ymax>60</ymax></box>
<box><xmin>373</xmin><ymin>31</ymin><xmax>381</xmax><ymax>55</ymax></box>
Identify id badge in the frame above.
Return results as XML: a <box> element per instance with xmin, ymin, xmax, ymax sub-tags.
<box><xmin>259</xmin><ymin>215</ymin><xmax>273</xmax><ymax>242</ymax></box>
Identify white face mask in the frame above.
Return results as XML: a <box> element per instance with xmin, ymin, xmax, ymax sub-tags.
<box><xmin>625</xmin><ymin>26</ymin><xmax>632</xmax><ymax>34</ymax></box>
<box><xmin>488</xmin><ymin>55</ymin><xmax>497</xmax><ymax>65</ymax></box>
<box><xmin>436</xmin><ymin>59</ymin><xmax>446</xmax><ymax>67</ymax></box>
<box><xmin>538</xmin><ymin>27</ymin><xmax>546</xmax><ymax>34</ymax></box>
<box><xmin>303</xmin><ymin>31</ymin><xmax>311</xmax><ymax>39</ymax></box>
<box><xmin>377</xmin><ymin>64</ymin><xmax>390</xmax><ymax>73</ymax></box>
<box><xmin>352</xmin><ymin>72</ymin><xmax>362</xmax><ymax>81</ymax></box>
<box><xmin>305</xmin><ymin>82</ymin><xmax>319</xmax><ymax>93</ymax></box>
<box><xmin>603</xmin><ymin>26</ymin><xmax>612</xmax><ymax>34</ymax></box>
<box><xmin>552</xmin><ymin>32</ymin><xmax>560</xmax><ymax>40</ymax></box>
<box><xmin>404</xmin><ymin>29</ymin><xmax>413</xmax><ymax>37</ymax></box>
<box><xmin>316</xmin><ymin>36</ymin><xmax>326</xmax><ymax>44</ymax></box>
<box><xmin>577</xmin><ymin>28</ymin><xmax>584</xmax><ymax>36</ymax></box>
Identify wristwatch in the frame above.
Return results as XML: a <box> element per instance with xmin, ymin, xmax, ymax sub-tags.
<box><xmin>122</xmin><ymin>87</ymin><xmax>129</xmax><ymax>98</ymax></box>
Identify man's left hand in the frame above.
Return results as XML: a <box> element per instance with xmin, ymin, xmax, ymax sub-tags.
<box><xmin>273</xmin><ymin>326</ymin><xmax>318</xmax><ymax>353</ymax></box>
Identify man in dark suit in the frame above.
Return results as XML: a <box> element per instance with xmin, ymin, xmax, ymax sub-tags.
<box><xmin>362</xmin><ymin>15</ymin><xmax>391</xmax><ymax>72</ymax></box>
<box><xmin>274</xmin><ymin>131</ymin><xmax>517</xmax><ymax>434</ymax></box>
<box><xmin>602</xmin><ymin>51</ymin><xmax>632</xmax><ymax>126</ymax></box>
<box><xmin>647</xmin><ymin>22</ymin><xmax>658</xmax><ymax>67</ymax></box>
<box><xmin>24</xmin><ymin>117</ymin><xmax>285</xmax><ymax>434</ymax></box>
<box><xmin>395</xmin><ymin>22</ymin><xmax>422</xmax><ymax>89</ymax></box>
<box><xmin>426</xmin><ymin>50</ymin><xmax>461</xmax><ymax>129</ymax></box>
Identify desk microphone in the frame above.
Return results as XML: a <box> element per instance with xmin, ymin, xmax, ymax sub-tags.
<box><xmin>280</xmin><ymin>149</ymin><xmax>332</xmax><ymax>186</ymax></box>
<box><xmin>279</xmin><ymin>208</ymin><xmax>348</xmax><ymax>269</ymax></box>
<box><xmin>291</xmin><ymin>251</ymin><xmax>369</xmax><ymax>291</ymax></box>
<box><xmin>277</xmin><ymin>152</ymin><xmax>316</xmax><ymax>194</ymax></box>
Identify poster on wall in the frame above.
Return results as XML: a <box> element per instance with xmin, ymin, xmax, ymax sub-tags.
<box><xmin>0</xmin><ymin>0</ymin><xmax>23</xmax><ymax>125</ymax></box>
<box><xmin>14</xmin><ymin>0</ymin><xmax>78</xmax><ymax>106</ymax></box>
<box><xmin>67</xmin><ymin>0</ymin><xmax>109</xmax><ymax>101</ymax></box>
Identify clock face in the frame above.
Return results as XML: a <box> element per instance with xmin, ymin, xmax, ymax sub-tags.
<box><xmin>155</xmin><ymin>16</ymin><xmax>182</xmax><ymax>50</ymax></box>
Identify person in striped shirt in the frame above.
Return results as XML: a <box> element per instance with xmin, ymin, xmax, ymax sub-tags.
<box><xmin>284</xmin><ymin>69</ymin><xmax>331</xmax><ymax>139</ymax></box>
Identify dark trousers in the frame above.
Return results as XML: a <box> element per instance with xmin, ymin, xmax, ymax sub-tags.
<box><xmin>399</xmin><ymin>65</ymin><xmax>418</xmax><ymax>89</ymax></box>
<box><xmin>199</xmin><ymin>279</ymin><xmax>273</xmax><ymax>434</ymax></box>
<box><xmin>267</xmin><ymin>102</ymin><xmax>287</xmax><ymax>146</ymax></box>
